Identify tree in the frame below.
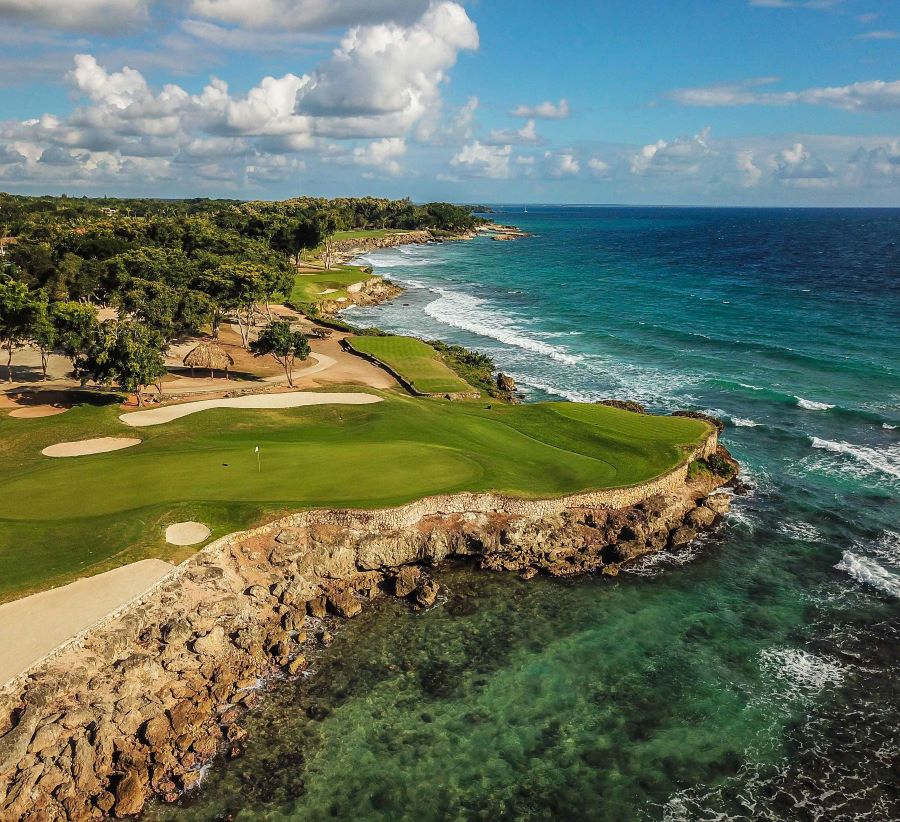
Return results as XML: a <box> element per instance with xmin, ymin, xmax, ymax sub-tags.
<box><xmin>30</xmin><ymin>293</ymin><xmax>58</xmax><ymax>380</ymax></box>
<box><xmin>0</xmin><ymin>279</ymin><xmax>37</xmax><ymax>382</ymax></box>
<box><xmin>317</xmin><ymin>212</ymin><xmax>341</xmax><ymax>271</ymax></box>
<box><xmin>271</xmin><ymin>219</ymin><xmax>324</xmax><ymax>266</ymax></box>
<box><xmin>51</xmin><ymin>301</ymin><xmax>99</xmax><ymax>372</ymax></box>
<box><xmin>250</xmin><ymin>321</ymin><xmax>309</xmax><ymax>387</ymax></box>
<box><xmin>78</xmin><ymin>321</ymin><xmax>167</xmax><ymax>406</ymax></box>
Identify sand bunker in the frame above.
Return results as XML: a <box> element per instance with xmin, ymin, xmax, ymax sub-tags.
<box><xmin>9</xmin><ymin>405</ymin><xmax>69</xmax><ymax>419</ymax></box>
<box><xmin>0</xmin><ymin>559</ymin><xmax>173</xmax><ymax>686</ymax></box>
<box><xmin>165</xmin><ymin>521</ymin><xmax>211</xmax><ymax>546</ymax></box>
<box><xmin>42</xmin><ymin>437</ymin><xmax>142</xmax><ymax>458</ymax></box>
<box><xmin>120</xmin><ymin>391</ymin><xmax>382</xmax><ymax>427</ymax></box>
<box><xmin>319</xmin><ymin>288</ymin><xmax>338</xmax><ymax>295</ymax></box>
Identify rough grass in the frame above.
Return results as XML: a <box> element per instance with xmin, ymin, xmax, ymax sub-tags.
<box><xmin>347</xmin><ymin>336</ymin><xmax>475</xmax><ymax>395</ymax></box>
<box><xmin>330</xmin><ymin>229</ymin><xmax>407</xmax><ymax>242</ymax></box>
<box><xmin>0</xmin><ymin>394</ymin><xmax>709</xmax><ymax>601</ymax></box>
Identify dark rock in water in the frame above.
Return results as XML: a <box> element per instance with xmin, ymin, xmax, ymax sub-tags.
<box><xmin>413</xmin><ymin>579</ymin><xmax>440</xmax><ymax>609</ymax></box>
<box><xmin>599</xmin><ymin>399</ymin><xmax>647</xmax><ymax>414</ymax></box>
<box><xmin>671</xmin><ymin>409</ymin><xmax>726</xmax><ymax>433</ymax></box>
<box><xmin>496</xmin><ymin>372</ymin><xmax>517</xmax><ymax>393</ymax></box>
<box><xmin>394</xmin><ymin>565</ymin><xmax>422</xmax><ymax>598</ymax></box>
<box><xmin>670</xmin><ymin>525</ymin><xmax>697</xmax><ymax>546</ymax></box>
<box><xmin>520</xmin><ymin>567</ymin><xmax>538</xmax><ymax>581</ymax></box>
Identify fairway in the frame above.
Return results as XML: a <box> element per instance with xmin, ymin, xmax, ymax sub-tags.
<box><xmin>289</xmin><ymin>265</ymin><xmax>375</xmax><ymax>306</ymax></box>
<box><xmin>0</xmin><ymin>394</ymin><xmax>709</xmax><ymax>600</ymax></box>
<box><xmin>347</xmin><ymin>336</ymin><xmax>475</xmax><ymax>395</ymax></box>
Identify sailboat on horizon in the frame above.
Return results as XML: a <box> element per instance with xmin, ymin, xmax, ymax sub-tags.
<box><xmin>524</xmin><ymin>204</ymin><xmax>528</xmax><ymax>213</ymax></box>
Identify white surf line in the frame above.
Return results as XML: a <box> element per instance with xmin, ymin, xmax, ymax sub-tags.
<box><xmin>120</xmin><ymin>391</ymin><xmax>382</xmax><ymax>427</ymax></box>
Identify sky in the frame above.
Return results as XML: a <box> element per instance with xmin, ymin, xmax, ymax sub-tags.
<box><xmin>0</xmin><ymin>0</ymin><xmax>898</xmax><ymax>205</ymax></box>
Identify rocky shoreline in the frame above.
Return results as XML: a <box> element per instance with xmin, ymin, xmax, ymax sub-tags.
<box><xmin>0</xmin><ymin>429</ymin><xmax>735</xmax><ymax>820</ymax></box>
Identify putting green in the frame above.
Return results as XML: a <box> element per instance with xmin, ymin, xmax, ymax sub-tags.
<box><xmin>0</xmin><ymin>393</ymin><xmax>709</xmax><ymax>601</ymax></box>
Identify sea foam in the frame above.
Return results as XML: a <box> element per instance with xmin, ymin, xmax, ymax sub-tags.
<box><xmin>423</xmin><ymin>288</ymin><xmax>584</xmax><ymax>365</ymax></box>
<box><xmin>796</xmin><ymin>397</ymin><xmax>835</xmax><ymax>411</ymax></box>
<box><xmin>760</xmin><ymin>647</ymin><xmax>845</xmax><ymax>691</ymax></box>
<box><xmin>810</xmin><ymin>437</ymin><xmax>900</xmax><ymax>480</ymax></box>
<box><xmin>835</xmin><ymin>551</ymin><xmax>900</xmax><ymax>599</ymax></box>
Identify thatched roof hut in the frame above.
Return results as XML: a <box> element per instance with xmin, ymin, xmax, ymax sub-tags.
<box><xmin>183</xmin><ymin>342</ymin><xmax>234</xmax><ymax>378</ymax></box>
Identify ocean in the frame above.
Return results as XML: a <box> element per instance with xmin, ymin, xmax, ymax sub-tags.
<box><xmin>146</xmin><ymin>207</ymin><xmax>900</xmax><ymax>821</ymax></box>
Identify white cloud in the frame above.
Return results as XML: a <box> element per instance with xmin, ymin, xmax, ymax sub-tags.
<box><xmin>631</xmin><ymin>129</ymin><xmax>713</xmax><ymax>176</ymax></box>
<box><xmin>856</xmin><ymin>30</ymin><xmax>898</xmax><ymax>40</ymax></box>
<box><xmin>588</xmin><ymin>157</ymin><xmax>610</xmax><ymax>177</ymax></box>
<box><xmin>672</xmin><ymin>78</ymin><xmax>900</xmax><ymax>112</ymax></box>
<box><xmin>545</xmin><ymin>151</ymin><xmax>579</xmax><ymax>177</ymax></box>
<box><xmin>488</xmin><ymin>119</ymin><xmax>542</xmax><ymax>145</ymax></box>
<box><xmin>849</xmin><ymin>141</ymin><xmax>900</xmax><ymax>184</ymax></box>
<box><xmin>511</xmin><ymin>99</ymin><xmax>570</xmax><ymax>119</ymax></box>
<box><xmin>0</xmin><ymin>2</ymin><xmax>478</xmax><ymax>188</ymax></box>
<box><xmin>351</xmin><ymin>136</ymin><xmax>406</xmax><ymax>174</ymax></box>
<box><xmin>0</xmin><ymin>0</ymin><xmax>149</xmax><ymax>32</ymax></box>
<box><xmin>735</xmin><ymin>150</ymin><xmax>763</xmax><ymax>187</ymax></box>
<box><xmin>774</xmin><ymin>142</ymin><xmax>835</xmax><ymax>185</ymax></box>
<box><xmin>188</xmin><ymin>0</ymin><xmax>433</xmax><ymax>31</ymax></box>
<box><xmin>749</xmin><ymin>0</ymin><xmax>842</xmax><ymax>8</ymax></box>
<box><xmin>450</xmin><ymin>141</ymin><xmax>512</xmax><ymax>178</ymax></box>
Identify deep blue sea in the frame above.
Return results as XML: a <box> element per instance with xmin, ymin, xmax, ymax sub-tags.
<box><xmin>149</xmin><ymin>208</ymin><xmax>899</xmax><ymax>821</ymax></box>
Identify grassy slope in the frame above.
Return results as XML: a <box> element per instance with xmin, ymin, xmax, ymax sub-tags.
<box><xmin>347</xmin><ymin>336</ymin><xmax>475</xmax><ymax>395</ymax></box>
<box><xmin>0</xmin><ymin>395</ymin><xmax>708</xmax><ymax>601</ymax></box>
<box><xmin>330</xmin><ymin>229</ymin><xmax>407</xmax><ymax>242</ymax></box>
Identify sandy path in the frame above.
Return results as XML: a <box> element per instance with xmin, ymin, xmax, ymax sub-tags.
<box><xmin>120</xmin><ymin>391</ymin><xmax>382</xmax><ymax>427</ymax></box>
<box><xmin>0</xmin><ymin>559</ymin><xmax>174</xmax><ymax>687</ymax></box>
<box><xmin>42</xmin><ymin>437</ymin><xmax>142</xmax><ymax>458</ymax></box>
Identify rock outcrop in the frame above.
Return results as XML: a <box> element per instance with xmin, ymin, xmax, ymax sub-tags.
<box><xmin>599</xmin><ymin>399</ymin><xmax>647</xmax><ymax>415</ymax></box>
<box><xmin>0</xmin><ymin>433</ymin><xmax>734</xmax><ymax>820</ymax></box>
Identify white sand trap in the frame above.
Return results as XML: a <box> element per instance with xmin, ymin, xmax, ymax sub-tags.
<box><xmin>42</xmin><ymin>436</ymin><xmax>142</xmax><ymax>458</ymax></box>
<box><xmin>120</xmin><ymin>391</ymin><xmax>382</xmax><ymax>427</ymax></box>
<box><xmin>9</xmin><ymin>405</ymin><xmax>69</xmax><ymax>419</ymax></box>
<box><xmin>165</xmin><ymin>521</ymin><xmax>211</xmax><ymax>546</ymax></box>
<box><xmin>0</xmin><ymin>559</ymin><xmax>173</xmax><ymax>686</ymax></box>
<box><xmin>319</xmin><ymin>288</ymin><xmax>338</xmax><ymax>294</ymax></box>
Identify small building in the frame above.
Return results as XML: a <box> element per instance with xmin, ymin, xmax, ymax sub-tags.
<box><xmin>183</xmin><ymin>342</ymin><xmax>235</xmax><ymax>379</ymax></box>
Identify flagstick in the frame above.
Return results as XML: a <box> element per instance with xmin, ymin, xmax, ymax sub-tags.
<box><xmin>256</xmin><ymin>446</ymin><xmax>260</xmax><ymax>473</ymax></box>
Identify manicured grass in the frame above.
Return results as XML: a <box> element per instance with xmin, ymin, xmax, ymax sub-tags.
<box><xmin>0</xmin><ymin>394</ymin><xmax>709</xmax><ymax>601</ymax></box>
<box><xmin>289</xmin><ymin>265</ymin><xmax>373</xmax><ymax>307</ymax></box>
<box><xmin>347</xmin><ymin>336</ymin><xmax>475</xmax><ymax>395</ymax></box>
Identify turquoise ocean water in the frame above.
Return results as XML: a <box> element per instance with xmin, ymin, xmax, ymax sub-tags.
<box><xmin>147</xmin><ymin>208</ymin><xmax>899</xmax><ymax>821</ymax></box>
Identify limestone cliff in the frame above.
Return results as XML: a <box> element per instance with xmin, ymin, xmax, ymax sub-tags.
<box><xmin>0</xmin><ymin>435</ymin><xmax>735</xmax><ymax>820</ymax></box>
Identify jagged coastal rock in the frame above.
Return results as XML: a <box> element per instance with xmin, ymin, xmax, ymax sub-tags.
<box><xmin>0</xmin><ymin>432</ymin><xmax>735</xmax><ymax>820</ymax></box>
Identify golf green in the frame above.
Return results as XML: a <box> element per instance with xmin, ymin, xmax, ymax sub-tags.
<box><xmin>0</xmin><ymin>393</ymin><xmax>709</xmax><ymax>601</ymax></box>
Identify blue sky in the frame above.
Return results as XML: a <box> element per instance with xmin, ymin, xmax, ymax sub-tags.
<box><xmin>0</xmin><ymin>0</ymin><xmax>898</xmax><ymax>205</ymax></box>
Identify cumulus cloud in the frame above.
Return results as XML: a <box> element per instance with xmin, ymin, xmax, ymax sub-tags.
<box><xmin>0</xmin><ymin>0</ymin><xmax>149</xmax><ymax>32</ymax></box>
<box><xmin>0</xmin><ymin>2</ymin><xmax>478</xmax><ymax>187</ymax></box>
<box><xmin>511</xmin><ymin>99</ymin><xmax>570</xmax><ymax>119</ymax></box>
<box><xmin>450</xmin><ymin>141</ymin><xmax>511</xmax><ymax>178</ymax></box>
<box><xmin>672</xmin><ymin>78</ymin><xmax>900</xmax><ymax>112</ymax></box>
<box><xmin>631</xmin><ymin>129</ymin><xmax>713</xmax><ymax>176</ymax></box>
<box><xmin>774</xmin><ymin>142</ymin><xmax>834</xmax><ymax>185</ymax></box>
<box><xmin>544</xmin><ymin>151</ymin><xmax>579</xmax><ymax>177</ymax></box>
<box><xmin>735</xmin><ymin>150</ymin><xmax>763</xmax><ymax>187</ymax></box>
<box><xmin>587</xmin><ymin>157</ymin><xmax>610</xmax><ymax>177</ymax></box>
<box><xmin>848</xmin><ymin>141</ymin><xmax>900</xmax><ymax>184</ymax></box>
<box><xmin>487</xmin><ymin>119</ymin><xmax>542</xmax><ymax>145</ymax></box>
<box><xmin>188</xmin><ymin>0</ymin><xmax>433</xmax><ymax>31</ymax></box>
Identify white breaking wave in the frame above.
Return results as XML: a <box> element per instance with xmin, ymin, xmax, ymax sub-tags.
<box><xmin>870</xmin><ymin>530</ymin><xmax>900</xmax><ymax>565</ymax></box>
<box><xmin>423</xmin><ymin>288</ymin><xmax>584</xmax><ymax>365</ymax></box>
<box><xmin>884</xmin><ymin>423</ymin><xmax>898</xmax><ymax>430</ymax></box>
<box><xmin>760</xmin><ymin>648</ymin><xmax>845</xmax><ymax>691</ymax></box>
<box><xmin>778</xmin><ymin>521</ymin><xmax>825</xmax><ymax>543</ymax></box>
<box><xmin>796</xmin><ymin>396</ymin><xmax>835</xmax><ymax>411</ymax></box>
<box><xmin>835</xmin><ymin>551</ymin><xmax>900</xmax><ymax>598</ymax></box>
<box><xmin>516</xmin><ymin>376</ymin><xmax>599</xmax><ymax>404</ymax></box>
<box><xmin>810</xmin><ymin>437</ymin><xmax>900</xmax><ymax>480</ymax></box>
<box><xmin>731</xmin><ymin>416</ymin><xmax>761</xmax><ymax>428</ymax></box>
